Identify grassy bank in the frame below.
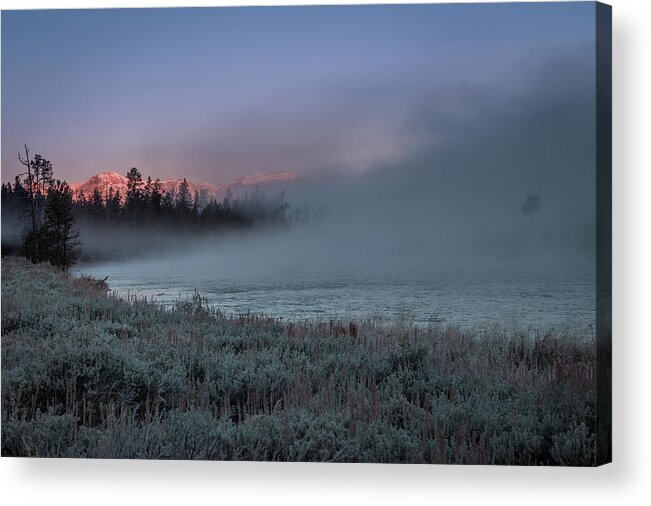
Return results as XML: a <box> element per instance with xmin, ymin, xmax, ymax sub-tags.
<box><xmin>1</xmin><ymin>257</ymin><xmax>596</xmax><ymax>464</ymax></box>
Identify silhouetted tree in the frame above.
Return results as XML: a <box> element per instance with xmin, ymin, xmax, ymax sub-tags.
<box><xmin>162</xmin><ymin>191</ymin><xmax>175</xmax><ymax>214</ymax></box>
<box><xmin>31</xmin><ymin>154</ymin><xmax>54</xmax><ymax>223</ymax></box>
<box><xmin>17</xmin><ymin>146</ymin><xmax>54</xmax><ymax>261</ymax></box>
<box><xmin>126</xmin><ymin>167</ymin><xmax>143</xmax><ymax>225</ymax></box>
<box><xmin>521</xmin><ymin>194</ymin><xmax>542</xmax><ymax>227</ymax></box>
<box><xmin>3</xmin><ymin>157</ymin><xmax>297</xmax><ymax>261</ymax></box>
<box><xmin>90</xmin><ymin>188</ymin><xmax>104</xmax><ymax>220</ymax></box>
<box><xmin>75</xmin><ymin>189</ymin><xmax>88</xmax><ymax>208</ymax></box>
<box><xmin>176</xmin><ymin>178</ymin><xmax>191</xmax><ymax>214</ymax></box>
<box><xmin>191</xmin><ymin>190</ymin><xmax>200</xmax><ymax>216</ymax></box>
<box><xmin>40</xmin><ymin>181</ymin><xmax>80</xmax><ymax>272</ymax></box>
<box><xmin>151</xmin><ymin>179</ymin><xmax>163</xmax><ymax>210</ymax></box>
<box><xmin>105</xmin><ymin>187</ymin><xmax>121</xmax><ymax>224</ymax></box>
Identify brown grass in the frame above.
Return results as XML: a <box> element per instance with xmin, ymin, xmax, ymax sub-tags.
<box><xmin>1</xmin><ymin>256</ymin><xmax>597</xmax><ymax>464</ymax></box>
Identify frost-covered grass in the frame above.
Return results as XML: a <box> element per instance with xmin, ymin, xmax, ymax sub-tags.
<box><xmin>1</xmin><ymin>257</ymin><xmax>596</xmax><ymax>464</ymax></box>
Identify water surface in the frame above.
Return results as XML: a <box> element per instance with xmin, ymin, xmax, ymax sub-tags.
<box><xmin>78</xmin><ymin>262</ymin><xmax>595</xmax><ymax>333</ymax></box>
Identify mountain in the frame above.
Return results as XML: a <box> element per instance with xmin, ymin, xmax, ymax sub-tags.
<box><xmin>69</xmin><ymin>171</ymin><xmax>298</xmax><ymax>201</ymax></box>
<box><xmin>69</xmin><ymin>172</ymin><xmax>129</xmax><ymax>196</ymax></box>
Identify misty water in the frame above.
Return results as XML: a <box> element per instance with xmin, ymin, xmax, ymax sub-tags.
<box><xmin>78</xmin><ymin>262</ymin><xmax>596</xmax><ymax>334</ymax></box>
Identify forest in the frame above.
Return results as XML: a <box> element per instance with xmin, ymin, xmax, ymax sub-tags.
<box><xmin>1</xmin><ymin>147</ymin><xmax>295</xmax><ymax>266</ymax></box>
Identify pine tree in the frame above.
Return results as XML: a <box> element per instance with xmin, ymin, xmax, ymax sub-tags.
<box><xmin>192</xmin><ymin>189</ymin><xmax>200</xmax><ymax>216</ymax></box>
<box><xmin>176</xmin><ymin>178</ymin><xmax>191</xmax><ymax>214</ymax></box>
<box><xmin>125</xmin><ymin>167</ymin><xmax>143</xmax><ymax>225</ymax></box>
<box><xmin>150</xmin><ymin>179</ymin><xmax>163</xmax><ymax>212</ymax></box>
<box><xmin>111</xmin><ymin>189</ymin><xmax>123</xmax><ymax>223</ymax></box>
<box><xmin>40</xmin><ymin>181</ymin><xmax>80</xmax><ymax>272</ymax></box>
<box><xmin>90</xmin><ymin>188</ymin><xmax>104</xmax><ymax>221</ymax></box>
<box><xmin>30</xmin><ymin>154</ymin><xmax>54</xmax><ymax>225</ymax></box>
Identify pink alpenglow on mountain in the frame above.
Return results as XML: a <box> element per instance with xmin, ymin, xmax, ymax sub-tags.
<box><xmin>69</xmin><ymin>172</ymin><xmax>128</xmax><ymax>196</ymax></box>
<box><xmin>68</xmin><ymin>171</ymin><xmax>299</xmax><ymax>201</ymax></box>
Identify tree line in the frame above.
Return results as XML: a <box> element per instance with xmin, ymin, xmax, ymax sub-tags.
<box><xmin>0</xmin><ymin>146</ymin><xmax>79</xmax><ymax>271</ymax></box>
<box><xmin>1</xmin><ymin>147</ymin><xmax>296</xmax><ymax>269</ymax></box>
<box><xmin>69</xmin><ymin>166</ymin><xmax>292</xmax><ymax>230</ymax></box>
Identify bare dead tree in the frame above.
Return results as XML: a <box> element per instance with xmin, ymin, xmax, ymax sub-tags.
<box><xmin>17</xmin><ymin>144</ymin><xmax>36</xmax><ymax>234</ymax></box>
<box><xmin>16</xmin><ymin>145</ymin><xmax>56</xmax><ymax>262</ymax></box>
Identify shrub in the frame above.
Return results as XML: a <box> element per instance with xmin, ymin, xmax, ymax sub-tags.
<box><xmin>1</xmin><ymin>257</ymin><xmax>597</xmax><ymax>464</ymax></box>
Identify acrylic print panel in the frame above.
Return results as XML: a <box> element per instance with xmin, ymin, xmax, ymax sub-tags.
<box><xmin>0</xmin><ymin>2</ymin><xmax>611</xmax><ymax>465</ymax></box>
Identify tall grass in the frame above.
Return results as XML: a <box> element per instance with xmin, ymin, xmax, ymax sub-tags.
<box><xmin>1</xmin><ymin>257</ymin><xmax>596</xmax><ymax>464</ymax></box>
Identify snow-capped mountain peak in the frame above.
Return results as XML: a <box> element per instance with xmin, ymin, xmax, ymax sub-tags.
<box><xmin>69</xmin><ymin>171</ymin><xmax>299</xmax><ymax>200</ymax></box>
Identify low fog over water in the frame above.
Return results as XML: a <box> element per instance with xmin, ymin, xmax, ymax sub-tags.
<box><xmin>2</xmin><ymin>5</ymin><xmax>598</xmax><ymax>331</ymax></box>
<box><xmin>79</xmin><ymin>48</ymin><xmax>597</xmax><ymax>332</ymax></box>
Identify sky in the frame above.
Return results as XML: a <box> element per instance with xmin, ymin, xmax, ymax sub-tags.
<box><xmin>1</xmin><ymin>3</ymin><xmax>597</xmax><ymax>185</ymax></box>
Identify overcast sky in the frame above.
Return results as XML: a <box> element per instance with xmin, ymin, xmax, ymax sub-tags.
<box><xmin>2</xmin><ymin>3</ymin><xmax>595</xmax><ymax>185</ymax></box>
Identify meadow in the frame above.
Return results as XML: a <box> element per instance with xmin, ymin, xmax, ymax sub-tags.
<box><xmin>1</xmin><ymin>257</ymin><xmax>596</xmax><ymax>464</ymax></box>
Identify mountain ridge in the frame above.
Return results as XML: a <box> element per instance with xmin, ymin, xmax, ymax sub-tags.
<box><xmin>69</xmin><ymin>171</ymin><xmax>298</xmax><ymax>201</ymax></box>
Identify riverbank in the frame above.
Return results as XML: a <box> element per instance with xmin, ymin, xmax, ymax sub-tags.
<box><xmin>1</xmin><ymin>257</ymin><xmax>596</xmax><ymax>464</ymax></box>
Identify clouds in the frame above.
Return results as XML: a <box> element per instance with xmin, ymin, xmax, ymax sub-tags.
<box><xmin>277</xmin><ymin>39</ymin><xmax>598</xmax><ymax>249</ymax></box>
<box><xmin>137</xmin><ymin>34</ymin><xmax>595</xmax><ymax>201</ymax></box>
<box><xmin>140</xmin><ymin>78</ymin><xmax>423</xmax><ymax>180</ymax></box>
<box><xmin>1</xmin><ymin>3</ymin><xmax>596</xmax><ymax>187</ymax></box>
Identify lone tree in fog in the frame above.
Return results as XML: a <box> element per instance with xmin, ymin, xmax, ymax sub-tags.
<box><xmin>521</xmin><ymin>194</ymin><xmax>542</xmax><ymax>227</ymax></box>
